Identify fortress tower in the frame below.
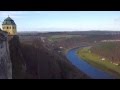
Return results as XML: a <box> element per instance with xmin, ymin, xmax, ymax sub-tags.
<box><xmin>2</xmin><ymin>16</ymin><xmax>17</xmax><ymax>35</ymax></box>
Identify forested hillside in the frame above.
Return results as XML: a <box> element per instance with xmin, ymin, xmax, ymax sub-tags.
<box><xmin>9</xmin><ymin>35</ymin><xmax>89</xmax><ymax>79</ymax></box>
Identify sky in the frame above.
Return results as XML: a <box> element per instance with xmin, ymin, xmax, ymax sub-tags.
<box><xmin>0</xmin><ymin>11</ymin><xmax>120</xmax><ymax>32</ymax></box>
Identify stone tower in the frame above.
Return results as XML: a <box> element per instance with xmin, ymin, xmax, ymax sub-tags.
<box><xmin>2</xmin><ymin>16</ymin><xmax>17</xmax><ymax>35</ymax></box>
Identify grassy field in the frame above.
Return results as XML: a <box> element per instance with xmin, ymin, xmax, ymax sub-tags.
<box><xmin>77</xmin><ymin>47</ymin><xmax>120</xmax><ymax>78</ymax></box>
<box><xmin>48</xmin><ymin>35</ymin><xmax>81</xmax><ymax>42</ymax></box>
<box><xmin>91</xmin><ymin>42</ymin><xmax>120</xmax><ymax>63</ymax></box>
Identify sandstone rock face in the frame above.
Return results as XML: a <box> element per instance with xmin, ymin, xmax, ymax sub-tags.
<box><xmin>0</xmin><ymin>35</ymin><xmax>12</xmax><ymax>79</ymax></box>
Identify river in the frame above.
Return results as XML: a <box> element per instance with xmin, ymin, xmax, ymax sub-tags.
<box><xmin>66</xmin><ymin>48</ymin><xmax>115</xmax><ymax>79</ymax></box>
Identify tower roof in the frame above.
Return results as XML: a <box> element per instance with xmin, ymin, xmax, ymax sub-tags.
<box><xmin>2</xmin><ymin>16</ymin><xmax>16</xmax><ymax>25</ymax></box>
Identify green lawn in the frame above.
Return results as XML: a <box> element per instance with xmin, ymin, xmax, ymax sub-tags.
<box><xmin>77</xmin><ymin>47</ymin><xmax>120</xmax><ymax>78</ymax></box>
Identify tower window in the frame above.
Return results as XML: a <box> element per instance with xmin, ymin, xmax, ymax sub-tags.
<box><xmin>7</xmin><ymin>27</ymin><xmax>8</xmax><ymax>29</ymax></box>
<box><xmin>10</xmin><ymin>27</ymin><xmax>11</xmax><ymax>29</ymax></box>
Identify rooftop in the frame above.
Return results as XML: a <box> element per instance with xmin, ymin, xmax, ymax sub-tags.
<box><xmin>2</xmin><ymin>16</ymin><xmax>16</xmax><ymax>25</ymax></box>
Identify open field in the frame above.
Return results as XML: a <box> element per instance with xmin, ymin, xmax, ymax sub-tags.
<box><xmin>91</xmin><ymin>42</ymin><xmax>120</xmax><ymax>64</ymax></box>
<box><xmin>48</xmin><ymin>35</ymin><xmax>81</xmax><ymax>42</ymax></box>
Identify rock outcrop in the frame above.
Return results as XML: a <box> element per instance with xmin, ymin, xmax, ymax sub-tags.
<box><xmin>0</xmin><ymin>30</ymin><xmax>12</xmax><ymax>79</ymax></box>
<box><xmin>8</xmin><ymin>35</ymin><xmax>26</xmax><ymax>79</ymax></box>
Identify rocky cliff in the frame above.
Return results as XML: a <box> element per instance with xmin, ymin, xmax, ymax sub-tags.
<box><xmin>8</xmin><ymin>35</ymin><xmax>26</xmax><ymax>79</ymax></box>
<box><xmin>0</xmin><ymin>32</ymin><xmax>12</xmax><ymax>79</ymax></box>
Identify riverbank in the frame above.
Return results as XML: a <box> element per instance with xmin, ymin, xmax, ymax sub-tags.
<box><xmin>77</xmin><ymin>47</ymin><xmax>120</xmax><ymax>78</ymax></box>
<box><xmin>64</xmin><ymin>47</ymin><xmax>80</xmax><ymax>54</ymax></box>
<box><xmin>66</xmin><ymin>48</ymin><xmax>115</xmax><ymax>79</ymax></box>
